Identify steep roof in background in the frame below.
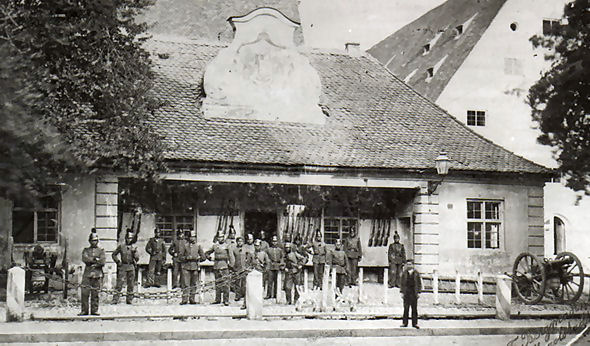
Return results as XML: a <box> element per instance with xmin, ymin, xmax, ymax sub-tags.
<box><xmin>367</xmin><ymin>0</ymin><xmax>507</xmax><ymax>101</ymax></box>
<box><xmin>144</xmin><ymin>38</ymin><xmax>548</xmax><ymax>175</ymax></box>
<box><xmin>141</xmin><ymin>0</ymin><xmax>303</xmax><ymax>44</ymax></box>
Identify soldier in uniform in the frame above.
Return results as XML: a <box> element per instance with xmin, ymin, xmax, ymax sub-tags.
<box><xmin>168</xmin><ymin>228</ymin><xmax>187</xmax><ymax>289</ymax></box>
<box><xmin>265</xmin><ymin>235</ymin><xmax>284</xmax><ymax>300</ymax></box>
<box><xmin>400</xmin><ymin>259</ymin><xmax>422</xmax><ymax>329</ymax></box>
<box><xmin>343</xmin><ymin>227</ymin><xmax>362</xmax><ymax>286</ymax></box>
<box><xmin>388</xmin><ymin>232</ymin><xmax>406</xmax><ymax>288</ymax></box>
<box><xmin>257</xmin><ymin>231</ymin><xmax>270</xmax><ymax>252</ymax></box>
<box><xmin>145</xmin><ymin>228</ymin><xmax>166</xmax><ymax>288</ymax></box>
<box><xmin>306</xmin><ymin>230</ymin><xmax>326</xmax><ymax>289</ymax></box>
<box><xmin>232</xmin><ymin>237</ymin><xmax>253</xmax><ymax>306</ymax></box>
<box><xmin>327</xmin><ymin>239</ymin><xmax>348</xmax><ymax>293</ymax></box>
<box><xmin>112</xmin><ymin>232</ymin><xmax>139</xmax><ymax>304</ymax></box>
<box><xmin>205</xmin><ymin>232</ymin><xmax>235</xmax><ymax>305</ymax></box>
<box><xmin>80</xmin><ymin>229</ymin><xmax>106</xmax><ymax>315</ymax></box>
<box><xmin>253</xmin><ymin>239</ymin><xmax>270</xmax><ymax>273</ymax></box>
<box><xmin>243</xmin><ymin>233</ymin><xmax>255</xmax><ymax>256</ymax></box>
<box><xmin>178</xmin><ymin>229</ymin><xmax>205</xmax><ymax>304</ymax></box>
<box><xmin>283</xmin><ymin>242</ymin><xmax>306</xmax><ymax>305</ymax></box>
<box><xmin>226</xmin><ymin>226</ymin><xmax>237</xmax><ymax>248</ymax></box>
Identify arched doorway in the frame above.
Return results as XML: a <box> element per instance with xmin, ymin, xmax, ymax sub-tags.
<box><xmin>553</xmin><ymin>216</ymin><xmax>566</xmax><ymax>255</ymax></box>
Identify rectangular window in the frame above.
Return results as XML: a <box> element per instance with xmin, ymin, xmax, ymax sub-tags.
<box><xmin>504</xmin><ymin>57</ymin><xmax>523</xmax><ymax>75</ymax></box>
<box><xmin>155</xmin><ymin>214</ymin><xmax>194</xmax><ymax>243</ymax></box>
<box><xmin>467</xmin><ymin>110</ymin><xmax>486</xmax><ymax>126</ymax></box>
<box><xmin>467</xmin><ymin>200</ymin><xmax>502</xmax><ymax>249</ymax></box>
<box><xmin>543</xmin><ymin>19</ymin><xmax>561</xmax><ymax>36</ymax></box>
<box><xmin>323</xmin><ymin>217</ymin><xmax>358</xmax><ymax>245</ymax></box>
<box><xmin>12</xmin><ymin>191</ymin><xmax>60</xmax><ymax>244</ymax></box>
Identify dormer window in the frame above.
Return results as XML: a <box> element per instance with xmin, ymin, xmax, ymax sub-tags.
<box><xmin>427</xmin><ymin>67</ymin><xmax>434</xmax><ymax>78</ymax></box>
<box><xmin>543</xmin><ymin>19</ymin><xmax>561</xmax><ymax>36</ymax></box>
<box><xmin>467</xmin><ymin>110</ymin><xmax>486</xmax><ymax>126</ymax></box>
<box><xmin>423</xmin><ymin>44</ymin><xmax>431</xmax><ymax>55</ymax></box>
<box><xmin>455</xmin><ymin>25</ymin><xmax>463</xmax><ymax>37</ymax></box>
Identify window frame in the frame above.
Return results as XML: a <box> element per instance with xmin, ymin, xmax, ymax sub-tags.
<box><xmin>466</xmin><ymin>199</ymin><xmax>504</xmax><ymax>250</ymax></box>
<box><xmin>467</xmin><ymin>110</ymin><xmax>486</xmax><ymax>126</ymax></box>
<box><xmin>323</xmin><ymin>216</ymin><xmax>358</xmax><ymax>245</ymax></box>
<box><xmin>542</xmin><ymin>19</ymin><xmax>561</xmax><ymax>36</ymax></box>
<box><xmin>155</xmin><ymin>213</ymin><xmax>195</xmax><ymax>243</ymax></box>
<box><xmin>12</xmin><ymin>194</ymin><xmax>61</xmax><ymax>244</ymax></box>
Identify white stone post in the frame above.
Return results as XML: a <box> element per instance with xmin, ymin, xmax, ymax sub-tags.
<box><xmin>383</xmin><ymin>268</ymin><xmax>388</xmax><ymax>305</ymax></box>
<box><xmin>321</xmin><ymin>265</ymin><xmax>329</xmax><ymax>312</ymax></box>
<box><xmin>455</xmin><ymin>271</ymin><xmax>461</xmax><ymax>304</ymax></box>
<box><xmin>137</xmin><ymin>268</ymin><xmax>143</xmax><ymax>294</ymax></box>
<box><xmin>6</xmin><ymin>267</ymin><xmax>25</xmax><ymax>322</ymax></box>
<box><xmin>358</xmin><ymin>267</ymin><xmax>364</xmax><ymax>303</ymax></box>
<box><xmin>199</xmin><ymin>268</ymin><xmax>206</xmax><ymax>303</ymax></box>
<box><xmin>477</xmin><ymin>271</ymin><xmax>484</xmax><ymax>304</ymax></box>
<box><xmin>303</xmin><ymin>268</ymin><xmax>308</xmax><ymax>294</ymax></box>
<box><xmin>277</xmin><ymin>271</ymin><xmax>283</xmax><ymax>304</ymax></box>
<box><xmin>246</xmin><ymin>270</ymin><xmax>264</xmax><ymax>319</ymax></box>
<box><xmin>331</xmin><ymin>267</ymin><xmax>337</xmax><ymax>303</ymax></box>
<box><xmin>496</xmin><ymin>275</ymin><xmax>512</xmax><ymax>320</ymax></box>
<box><xmin>433</xmin><ymin>269</ymin><xmax>439</xmax><ymax>304</ymax></box>
<box><xmin>167</xmin><ymin>267</ymin><xmax>172</xmax><ymax>291</ymax></box>
<box><xmin>105</xmin><ymin>264</ymin><xmax>113</xmax><ymax>290</ymax></box>
<box><xmin>76</xmin><ymin>265</ymin><xmax>83</xmax><ymax>300</ymax></box>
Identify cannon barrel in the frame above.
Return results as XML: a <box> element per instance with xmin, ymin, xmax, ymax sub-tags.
<box><xmin>545</xmin><ymin>256</ymin><xmax>574</xmax><ymax>267</ymax></box>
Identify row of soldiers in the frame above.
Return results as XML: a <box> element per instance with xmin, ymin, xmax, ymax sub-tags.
<box><xmin>79</xmin><ymin>225</ymin><xmax>407</xmax><ymax>315</ymax></box>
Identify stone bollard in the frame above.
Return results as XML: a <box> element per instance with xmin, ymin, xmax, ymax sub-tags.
<box><xmin>358</xmin><ymin>267</ymin><xmax>364</xmax><ymax>303</ymax></box>
<box><xmin>246</xmin><ymin>270</ymin><xmax>264</xmax><ymax>319</ymax></box>
<box><xmin>331</xmin><ymin>267</ymin><xmax>337</xmax><ymax>303</ymax></box>
<box><xmin>7</xmin><ymin>267</ymin><xmax>25</xmax><ymax>322</ymax></box>
<box><xmin>495</xmin><ymin>275</ymin><xmax>512</xmax><ymax>320</ymax></box>
<box><xmin>383</xmin><ymin>268</ymin><xmax>388</xmax><ymax>305</ymax></box>
<box><xmin>76</xmin><ymin>265</ymin><xmax>84</xmax><ymax>300</ymax></box>
<box><xmin>199</xmin><ymin>268</ymin><xmax>206</xmax><ymax>303</ymax></box>
<box><xmin>321</xmin><ymin>265</ymin><xmax>329</xmax><ymax>312</ymax></box>
<box><xmin>167</xmin><ymin>267</ymin><xmax>172</xmax><ymax>291</ymax></box>
<box><xmin>104</xmin><ymin>264</ymin><xmax>114</xmax><ymax>290</ymax></box>
<box><xmin>477</xmin><ymin>271</ymin><xmax>484</xmax><ymax>304</ymax></box>
<box><xmin>276</xmin><ymin>271</ymin><xmax>283</xmax><ymax>304</ymax></box>
<box><xmin>303</xmin><ymin>268</ymin><xmax>308</xmax><ymax>294</ymax></box>
<box><xmin>455</xmin><ymin>271</ymin><xmax>461</xmax><ymax>304</ymax></box>
<box><xmin>137</xmin><ymin>268</ymin><xmax>143</xmax><ymax>294</ymax></box>
<box><xmin>433</xmin><ymin>270</ymin><xmax>439</xmax><ymax>304</ymax></box>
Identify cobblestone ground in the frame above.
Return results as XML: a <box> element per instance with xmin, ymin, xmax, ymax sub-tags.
<box><xmin>0</xmin><ymin>282</ymin><xmax>585</xmax><ymax>322</ymax></box>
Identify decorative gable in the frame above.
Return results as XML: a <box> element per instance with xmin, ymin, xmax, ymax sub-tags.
<box><xmin>202</xmin><ymin>8</ymin><xmax>325</xmax><ymax>124</ymax></box>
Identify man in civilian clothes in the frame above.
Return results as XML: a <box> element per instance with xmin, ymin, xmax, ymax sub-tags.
<box><xmin>178</xmin><ymin>229</ymin><xmax>205</xmax><ymax>304</ymax></box>
<box><xmin>112</xmin><ymin>232</ymin><xmax>139</xmax><ymax>304</ymax></box>
<box><xmin>306</xmin><ymin>230</ymin><xmax>326</xmax><ymax>289</ymax></box>
<box><xmin>265</xmin><ymin>235</ymin><xmax>284</xmax><ymax>300</ymax></box>
<box><xmin>80</xmin><ymin>229</ymin><xmax>106</xmax><ymax>315</ymax></box>
<box><xmin>205</xmin><ymin>232</ymin><xmax>235</xmax><ymax>305</ymax></box>
<box><xmin>400</xmin><ymin>259</ymin><xmax>422</xmax><ymax>329</ymax></box>
<box><xmin>169</xmin><ymin>228</ymin><xmax>187</xmax><ymax>288</ymax></box>
<box><xmin>388</xmin><ymin>232</ymin><xmax>406</xmax><ymax>288</ymax></box>
<box><xmin>343</xmin><ymin>227</ymin><xmax>362</xmax><ymax>286</ymax></box>
<box><xmin>145</xmin><ymin>228</ymin><xmax>166</xmax><ymax>287</ymax></box>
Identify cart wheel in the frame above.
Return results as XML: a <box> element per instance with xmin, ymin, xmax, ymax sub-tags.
<box><xmin>512</xmin><ymin>252</ymin><xmax>546</xmax><ymax>304</ymax></box>
<box><xmin>554</xmin><ymin>252</ymin><xmax>585</xmax><ymax>304</ymax></box>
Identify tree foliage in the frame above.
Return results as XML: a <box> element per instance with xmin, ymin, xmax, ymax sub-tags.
<box><xmin>528</xmin><ymin>0</ymin><xmax>590</xmax><ymax>194</ymax></box>
<box><xmin>0</xmin><ymin>0</ymin><xmax>165</xmax><ymax>202</ymax></box>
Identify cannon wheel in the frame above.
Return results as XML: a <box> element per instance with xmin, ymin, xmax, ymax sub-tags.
<box><xmin>513</xmin><ymin>252</ymin><xmax>546</xmax><ymax>304</ymax></box>
<box><xmin>554</xmin><ymin>252</ymin><xmax>585</xmax><ymax>304</ymax></box>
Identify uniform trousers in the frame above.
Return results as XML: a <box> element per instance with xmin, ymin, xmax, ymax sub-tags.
<box><xmin>113</xmin><ymin>267</ymin><xmax>135</xmax><ymax>304</ymax></box>
<box><xmin>181</xmin><ymin>268</ymin><xmax>199</xmax><ymax>303</ymax></box>
<box><xmin>81</xmin><ymin>277</ymin><xmax>101</xmax><ymax>314</ymax></box>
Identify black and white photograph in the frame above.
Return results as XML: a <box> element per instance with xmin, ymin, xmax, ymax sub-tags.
<box><xmin>0</xmin><ymin>0</ymin><xmax>589</xmax><ymax>344</ymax></box>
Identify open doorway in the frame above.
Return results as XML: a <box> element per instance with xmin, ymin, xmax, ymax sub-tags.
<box><xmin>553</xmin><ymin>216</ymin><xmax>565</xmax><ymax>255</ymax></box>
<box><xmin>244</xmin><ymin>211</ymin><xmax>277</xmax><ymax>242</ymax></box>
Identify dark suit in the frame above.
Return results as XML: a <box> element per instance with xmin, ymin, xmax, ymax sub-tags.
<box><xmin>400</xmin><ymin>268</ymin><xmax>422</xmax><ymax>327</ymax></box>
<box><xmin>388</xmin><ymin>242</ymin><xmax>405</xmax><ymax>288</ymax></box>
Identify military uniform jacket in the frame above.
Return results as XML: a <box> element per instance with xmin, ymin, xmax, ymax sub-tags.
<box><xmin>308</xmin><ymin>241</ymin><xmax>327</xmax><ymax>264</ymax></box>
<box><xmin>285</xmin><ymin>251</ymin><xmax>305</xmax><ymax>274</ymax></box>
<box><xmin>400</xmin><ymin>269</ymin><xmax>422</xmax><ymax>299</ymax></box>
<box><xmin>112</xmin><ymin>244</ymin><xmax>138</xmax><ymax>270</ymax></box>
<box><xmin>168</xmin><ymin>238</ymin><xmax>187</xmax><ymax>260</ymax></box>
<box><xmin>243</xmin><ymin>243</ymin><xmax>255</xmax><ymax>257</ymax></box>
<box><xmin>344</xmin><ymin>237</ymin><xmax>363</xmax><ymax>259</ymax></box>
<box><xmin>179</xmin><ymin>242</ymin><xmax>205</xmax><ymax>271</ymax></box>
<box><xmin>259</xmin><ymin>240</ymin><xmax>270</xmax><ymax>253</ymax></box>
<box><xmin>388</xmin><ymin>242</ymin><xmax>406</xmax><ymax>265</ymax></box>
<box><xmin>82</xmin><ymin>246</ymin><xmax>106</xmax><ymax>279</ymax></box>
<box><xmin>266</xmin><ymin>246</ymin><xmax>284</xmax><ymax>270</ymax></box>
<box><xmin>206</xmin><ymin>243</ymin><xmax>235</xmax><ymax>270</ymax></box>
<box><xmin>232</xmin><ymin>246</ymin><xmax>254</xmax><ymax>271</ymax></box>
<box><xmin>146</xmin><ymin>237</ymin><xmax>166</xmax><ymax>261</ymax></box>
<box><xmin>253</xmin><ymin>250</ymin><xmax>270</xmax><ymax>272</ymax></box>
<box><xmin>328</xmin><ymin>249</ymin><xmax>347</xmax><ymax>274</ymax></box>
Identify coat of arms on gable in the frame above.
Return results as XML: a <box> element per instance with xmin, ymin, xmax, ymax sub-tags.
<box><xmin>202</xmin><ymin>8</ymin><xmax>325</xmax><ymax>124</ymax></box>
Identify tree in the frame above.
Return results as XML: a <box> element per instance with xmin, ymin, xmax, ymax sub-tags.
<box><xmin>0</xmin><ymin>0</ymin><xmax>165</xmax><ymax>202</ymax></box>
<box><xmin>528</xmin><ymin>0</ymin><xmax>590</xmax><ymax>194</ymax></box>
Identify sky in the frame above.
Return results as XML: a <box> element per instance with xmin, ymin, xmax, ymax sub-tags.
<box><xmin>299</xmin><ymin>0</ymin><xmax>446</xmax><ymax>50</ymax></box>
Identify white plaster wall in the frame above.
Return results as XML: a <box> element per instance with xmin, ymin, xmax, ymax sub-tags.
<box><xmin>436</xmin><ymin>0</ymin><xmax>566</xmax><ymax>168</ymax></box>
<box><xmin>437</xmin><ymin>180</ymin><xmax>534</xmax><ymax>275</ymax></box>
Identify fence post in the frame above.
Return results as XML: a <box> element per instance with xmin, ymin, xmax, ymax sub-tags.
<box><xmin>246</xmin><ymin>270</ymin><xmax>263</xmax><ymax>319</ymax></box>
<box><xmin>331</xmin><ymin>267</ymin><xmax>337</xmax><ymax>304</ymax></box>
<box><xmin>455</xmin><ymin>270</ymin><xmax>461</xmax><ymax>304</ymax></box>
<box><xmin>477</xmin><ymin>271</ymin><xmax>484</xmax><ymax>304</ymax></box>
<box><xmin>303</xmin><ymin>267</ymin><xmax>308</xmax><ymax>294</ymax></box>
<box><xmin>383</xmin><ymin>268</ymin><xmax>388</xmax><ymax>305</ymax></box>
<box><xmin>496</xmin><ymin>274</ymin><xmax>512</xmax><ymax>320</ymax></box>
<box><xmin>433</xmin><ymin>269</ymin><xmax>439</xmax><ymax>304</ymax></box>
<box><xmin>167</xmin><ymin>267</ymin><xmax>173</xmax><ymax>302</ymax></box>
<box><xmin>137</xmin><ymin>267</ymin><xmax>143</xmax><ymax>294</ymax></box>
<box><xmin>321</xmin><ymin>265</ymin><xmax>329</xmax><ymax>312</ymax></box>
<box><xmin>358</xmin><ymin>267</ymin><xmax>364</xmax><ymax>303</ymax></box>
<box><xmin>6</xmin><ymin>267</ymin><xmax>25</xmax><ymax>322</ymax></box>
<box><xmin>277</xmin><ymin>271</ymin><xmax>283</xmax><ymax>304</ymax></box>
<box><xmin>76</xmin><ymin>265</ymin><xmax>83</xmax><ymax>300</ymax></box>
<box><xmin>199</xmin><ymin>268</ymin><xmax>206</xmax><ymax>303</ymax></box>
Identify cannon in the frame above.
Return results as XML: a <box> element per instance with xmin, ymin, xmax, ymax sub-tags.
<box><xmin>512</xmin><ymin>251</ymin><xmax>585</xmax><ymax>304</ymax></box>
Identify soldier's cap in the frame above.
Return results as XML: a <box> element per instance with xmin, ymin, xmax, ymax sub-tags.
<box><xmin>254</xmin><ymin>239</ymin><xmax>261</xmax><ymax>245</ymax></box>
<box><xmin>246</xmin><ymin>233</ymin><xmax>254</xmax><ymax>239</ymax></box>
<box><xmin>393</xmin><ymin>232</ymin><xmax>400</xmax><ymax>239</ymax></box>
<box><xmin>89</xmin><ymin>228</ymin><xmax>99</xmax><ymax>241</ymax></box>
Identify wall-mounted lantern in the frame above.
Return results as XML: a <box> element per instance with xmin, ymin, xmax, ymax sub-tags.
<box><xmin>428</xmin><ymin>151</ymin><xmax>450</xmax><ymax>194</ymax></box>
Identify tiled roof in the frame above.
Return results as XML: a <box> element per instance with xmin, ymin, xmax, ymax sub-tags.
<box><xmin>145</xmin><ymin>38</ymin><xmax>549</xmax><ymax>175</ymax></box>
<box><xmin>367</xmin><ymin>0</ymin><xmax>507</xmax><ymax>101</ymax></box>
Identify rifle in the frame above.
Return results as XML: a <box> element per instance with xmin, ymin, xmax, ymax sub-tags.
<box><xmin>368</xmin><ymin>219</ymin><xmax>375</xmax><ymax>247</ymax></box>
<box><xmin>383</xmin><ymin>219</ymin><xmax>391</xmax><ymax>246</ymax></box>
<box><xmin>375</xmin><ymin>219</ymin><xmax>383</xmax><ymax>247</ymax></box>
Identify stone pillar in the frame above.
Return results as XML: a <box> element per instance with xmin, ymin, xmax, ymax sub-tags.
<box><xmin>199</xmin><ymin>268</ymin><xmax>206</xmax><ymax>303</ymax></box>
<box><xmin>246</xmin><ymin>270</ymin><xmax>264</xmax><ymax>320</ymax></box>
<box><xmin>477</xmin><ymin>271</ymin><xmax>484</xmax><ymax>304</ymax></box>
<box><xmin>455</xmin><ymin>271</ymin><xmax>461</xmax><ymax>304</ymax></box>
<box><xmin>104</xmin><ymin>264</ymin><xmax>114</xmax><ymax>290</ymax></box>
<box><xmin>6</xmin><ymin>267</ymin><xmax>25</xmax><ymax>322</ymax></box>
<box><xmin>331</xmin><ymin>267</ymin><xmax>337</xmax><ymax>303</ymax></box>
<box><xmin>137</xmin><ymin>269</ymin><xmax>143</xmax><ymax>294</ymax></box>
<box><xmin>433</xmin><ymin>269</ymin><xmax>439</xmax><ymax>304</ymax></box>
<box><xmin>321</xmin><ymin>265</ymin><xmax>329</xmax><ymax>312</ymax></box>
<box><xmin>276</xmin><ymin>271</ymin><xmax>283</xmax><ymax>304</ymax></box>
<box><xmin>496</xmin><ymin>275</ymin><xmax>512</xmax><ymax>320</ymax></box>
<box><xmin>303</xmin><ymin>268</ymin><xmax>308</xmax><ymax>293</ymax></box>
<box><xmin>358</xmin><ymin>267</ymin><xmax>364</xmax><ymax>303</ymax></box>
<box><xmin>383</xmin><ymin>268</ymin><xmax>388</xmax><ymax>305</ymax></box>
